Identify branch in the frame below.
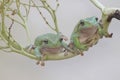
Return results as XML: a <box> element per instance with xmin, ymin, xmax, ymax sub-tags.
<box><xmin>24</xmin><ymin>48</ymin><xmax>78</xmax><ymax>61</ymax></box>
<box><xmin>1</xmin><ymin>0</ymin><xmax>120</xmax><ymax>66</ymax></box>
<box><xmin>0</xmin><ymin>0</ymin><xmax>77</xmax><ymax>62</ymax></box>
<box><xmin>90</xmin><ymin>0</ymin><xmax>120</xmax><ymax>37</ymax></box>
<box><xmin>90</xmin><ymin>0</ymin><xmax>105</xmax><ymax>12</ymax></box>
<box><xmin>40</xmin><ymin>0</ymin><xmax>60</xmax><ymax>33</ymax></box>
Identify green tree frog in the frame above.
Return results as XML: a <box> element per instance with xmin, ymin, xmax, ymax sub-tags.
<box><xmin>30</xmin><ymin>32</ymin><xmax>74</xmax><ymax>66</ymax></box>
<box><xmin>69</xmin><ymin>16</ymin><xmax>107</xmax><ymax>56</ymax></box>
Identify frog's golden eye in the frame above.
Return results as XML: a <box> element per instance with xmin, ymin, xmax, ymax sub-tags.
<box><xmin>59</xmin><ymin>38</ymin><xmax>63</xmax><ymax>42</ymax></box>
<box><xmin>80</xmin><ymin>20</ymin><xmax>84</xmax><ymax>26</ymax></box>
<box><xmin>43</xmin><ymin>40</ymin><xmax>48</xmax><ymax>44</ymax></box>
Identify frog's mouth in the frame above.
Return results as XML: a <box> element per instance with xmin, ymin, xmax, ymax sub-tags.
<box><xmin>40</xmin><ymin>47</ymin><xmax>63</xmax><ymax>54</ymax></box>
<box><xmin>79</xmin><ymin>26</ymin><xmax>100</xmax><ymax>47</ymax></box>
<box><xmin>79</xmin><ymin>26</ymin><xmax>98</xmax><ymax>43</ymax></box>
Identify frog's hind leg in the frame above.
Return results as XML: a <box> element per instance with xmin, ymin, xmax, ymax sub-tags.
<box><xmin>36</xmin><ymin>56</ymin><xmax>45</xmax><ymax>66</ymax></box>
<box><xmin>34</xmin><ymin>47</ymin><xmax>45</xmax><ymax>66</ymax></box>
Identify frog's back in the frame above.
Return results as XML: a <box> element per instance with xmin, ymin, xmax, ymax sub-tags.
<box><xmin>34</xmin><ymin>33</ymin><xmax>57</xmax><ymax>46</ymax></box>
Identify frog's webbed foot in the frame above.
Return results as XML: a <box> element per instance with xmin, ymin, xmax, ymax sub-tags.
<box><xmin>75</xmin><ymin>49</ymin><xmax>84</xmax><ymax>56</ymax></box>
<box><xmin>34</xmin><ymin>47</ymin><xmax>45</xmax><ymax>66</ymax></box>
<box><xmin>67</xmin><ymin>42</ymin><xmax>84</xmax><ymax>56</ymax></box>
<box><xmin>36</xmin><ymin>55</ymin><xmax>45</xmax><ymax>66</ymax></box>
<box><xmin>63</xmin><ymin>49</ymin><xmax>69</xmax><ymax>56</ymax></box>
<box><xmin>36</xmin><ymin>59</ymin><xmax>45</xmax><ymax>66</ymax></box>
<box><xmin>105</xmin><ymin>33</ymin><xmax>113</xmax><ymax>38</ymax></box>
<box><xmin>62</xmin><ymin>42</ymin><xmax>76</xmax><ymax>55</ymax></box>
<box><xmin>78</xmin><ymin>50</ymin><xmax>84</xmax><ymax>56</ymax></box>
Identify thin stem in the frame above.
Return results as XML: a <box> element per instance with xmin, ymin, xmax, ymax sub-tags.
<box><xmin>90</xmin><ymin>0</ymin><xmax>120</xmax><ymax>37</ymax></box>
<box><xmin>1</xmin><ymin>0</ymin><xmax>5</xmax><ymax>33</ymax></box>
<box><xmin>20</xmin><ymin>2</ymin><xmax>44</xmax><ymax>7</ymax></box>
<box><xmin>3</xmin><ymin>0</ymin><xmax>120</xmax><ymax>62</ymax></box>
<box><xmin>41</xmin><ymin>0</ymin><xmax>59</xmax><ymax>33</ymax></box>
<box><xmin>90</xmin><ymin>0</ymin><xmax>105</xmax><ymax>12</ymax></box>
<box><xmin>6</xmin><ymin>15</ymin><xmax>25</xmax><ymax>28</ymax></box>
<box><xmin>31</xmin><ymin>0</ymin><xmax>55</xmax><ymax>31</ymax></box>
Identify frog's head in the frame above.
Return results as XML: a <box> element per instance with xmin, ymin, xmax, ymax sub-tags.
<box><xmin>75</xmin><ymin>16</ymin><xmax>99</xmax><ymax>32</ymax></box>
<box><xmin>41</xmin><ymin>32</ymin><xmax>68</xmax><ymax>47</ymax></box>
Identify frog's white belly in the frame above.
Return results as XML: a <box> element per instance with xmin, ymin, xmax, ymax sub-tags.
<box><xmin>40</xmin><ymin>47</ymin><xmax>64</xmax><ymax>55</ymax></box>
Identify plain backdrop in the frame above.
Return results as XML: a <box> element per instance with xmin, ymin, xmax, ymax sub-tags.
<box><xmin>0</xmin><ymin>0</ymin><xmax>120</xmax><ymax>80</ymax></box>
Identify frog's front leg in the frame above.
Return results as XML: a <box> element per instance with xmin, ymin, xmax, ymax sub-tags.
<box><xmin>73</xmin><ymin>36</ymin><xmax>88</xmax><ymax>51</ymax></box>
<box><xmin>61</xmin><ymin>42</ymin><xmax>84</xmax><ymax>56</ymax></box>
<box><xmin>34</xmin><ymin>46</ymin><xmax>45</xmax><ymax>66</ymax></box>
<box><xmin>61</xmin><ymin>42</ymin><xmax>75</xmax><ymax>56</ymax></box>
<box><xmin>25</xmin><ymin>44</ymin><xmax>35</xmax><ymax>52</ymax></box>
<box><xmin>68</xmin><ymin>42</ymin><xmax>84</xmax><ymax>56</ymax></box>
<box><xmin>72</xmin><ymin>36</ymin><xmax>88</xmax><ymax>56</ymax></box>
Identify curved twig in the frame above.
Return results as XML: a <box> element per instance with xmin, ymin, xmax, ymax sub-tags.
<box><xmin>0</xmin><ymin>0</ymin><xmax>120</xmax><ymax>63</ymax></box>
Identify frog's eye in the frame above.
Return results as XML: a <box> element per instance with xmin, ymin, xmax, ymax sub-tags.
<box><xmin>43</xmin><ymin>40</ymin><xmax>48</xmax><ymax>44</ymax></box>
<box><xmin>59</xmin><ymin>38</ymin><xmax>63</xmax><ymax>42</ymax></box>
<box><xmin>80</xmin><ymin>20</ymin><xmax>84</xmax><ymax>26</ymax></box>
<box><xmin>95</xmin><ymin>17</ymin><xmax>98</xmax><ymax>21</ymax></box>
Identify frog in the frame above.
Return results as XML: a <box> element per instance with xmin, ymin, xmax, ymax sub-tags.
<box><xmin>29</xmin><ymin>32</ymin><xmax>74</xmax><ymax>66</ymax></box>
<box><xmin>69</xmin><ymin>16</ymin><xmax>107</xmax><ymax>56</ymax></box>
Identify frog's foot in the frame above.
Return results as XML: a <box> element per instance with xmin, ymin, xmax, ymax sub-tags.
<box><xmin>80</xmin><ymin>52</ymin><xmax>84</xmax><ymax>56</ymax></box>
<box><xmin>105</xmin><ymin>33</ymin><xmax>113</xmax><ymax>38</ymax></box>
<box><xmin>36</xmin><ymin>61</ymin><xmax>40</xmax><ymax>65</ymax></box>
<box><xmin>40</xmin><ymin>61</ymin><xmax>45</xmax><ymax>66</ymax></box>
<box><xmin>36</xmin><ymin>61</ymin><xmax>45</xmax><ymax>66</ymax></box>
<box><xmin>64</xmin><ymin>50</ymin><xmax>68</xmax><ymax>56</ymax></box>
<box><xmin>75</xmin><ymin>49</ymin><xmax>84</xmax><ymax>56</ymax></box>
<box><xmin>76</xmin><ymin>49</ymin><xmax>84</xmax><ymax>56</ymax></box>
<box><xmin>36</xmin><ymin>58</ymin><xmax>45</xmax><ymax>66</ymax></box>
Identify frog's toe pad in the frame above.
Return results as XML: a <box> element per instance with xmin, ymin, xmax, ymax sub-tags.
<box><xmin>80</xmin><ymin>52</ymin><xmax>84</xmax><ymax>56</ymax></box>
<box><xmin>36</xmin><ymin>61</ymin><xmax>40</xmax><ymax>65</ymax></box>
<box><xmin>40</xmin><ymin>62</ymin><xmax>45</xmax><ymax>66</ymax></box>
<box><xmin>64</xmin><ymin>52</ymin><xmax>68</xmax><ymax>56</ymax></box>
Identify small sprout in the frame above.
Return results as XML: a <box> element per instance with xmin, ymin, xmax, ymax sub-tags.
<box><xmin>11</xmin><ymin>9</ymin><xmax>17</xmax><ymax>15</ymax></box>
<box><xmin>56</xmin><ymin>0</ymin><xmax>60</xmax><ymax>7</ymax></box>
<box><xmin>41</xmin><ymin>0</ymin><xmax>46</xmax><ymax>2</ymax></box>
<box><xmin>57</xmin><ymin>3</ymin><xmax>60</xmax><ymax>7</ymax></box>
<box><xmin>0</xmin><ymin>2</ymin><xmax>2</xmax><ymax>13</ymax></box>
<box><xmin>46</xmin><ymin>21</ymin><xmax>48</xmax><ymax>24</ymax></box>
<box><xmin>8</xmin><ymin>19</ymin><xmax>14</xmax><ymax>41</ymax></box>
<box><xmin>5</xmin><ymin>0</ymin><xmax>10</xmax><ymax>4</ymax></box>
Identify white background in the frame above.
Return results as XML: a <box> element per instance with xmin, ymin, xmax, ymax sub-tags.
<box><xmin>0</xmin><ymin>0</ymin><xmax>120</xmax><ymax>80</ymax></box>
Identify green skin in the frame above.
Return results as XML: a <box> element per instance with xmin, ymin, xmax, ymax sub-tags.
<box><xmin>70</xmin><ymin>16</ymin><xmax>106</xmax><ymax>55</ymax></box>
<box><xmin>33</xmin><ymin>32</ymin><xmax>74</xmax><ymax>66</ymax></box>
